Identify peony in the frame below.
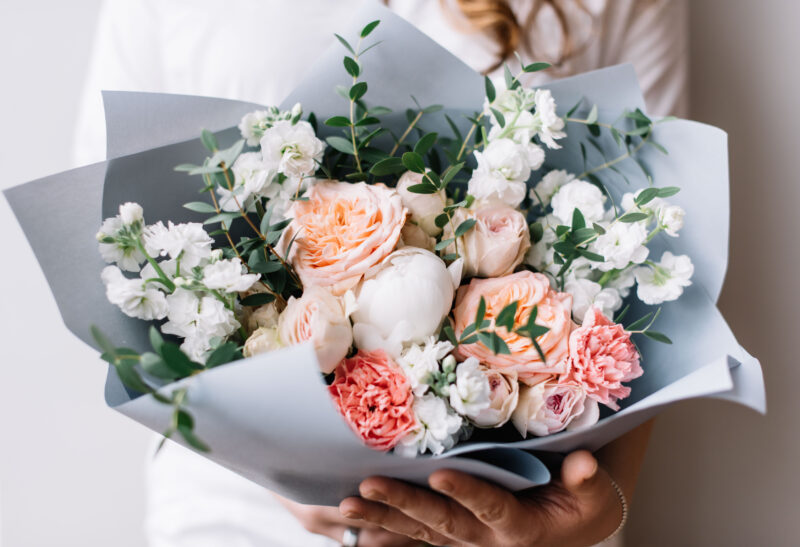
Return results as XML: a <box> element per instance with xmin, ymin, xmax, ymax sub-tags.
<box><xmin>449</xmin><ymin>357</ymin><xmax>491</xmax><ymax>417</ymax></box>
<box><xmin>243</xmin><ymin>326</ymin><xmax>283</xmax><ymax>358</ymax></box>
<box><xmin>260</xmin><ymin>120</ymin><xmax>325</xmax><ymax>179</ymax></box>
<box><xmin>551</xmin><ymin>179</ymin><xmax>606</xmax><ymax>224</ymax></box>
<box><xmin>443</xmin><ymin>204</ymin><xmax>530</xmax><ymax>278</ymax></box>
<box><xmin>278</xmin><ymin>286</ymin><xmax>353</xmax><ymax>374</ymax></box>
<box><xmin>101</xmin><ymin>266</ymin><xmax>167</xmax><ymax>320</ymax></box>
<box><xmin>396</xmin><ymin>171</ymin><xmax>445</xmax><ymax>236</ymax></box>
<box><xmin>467</xmin><ymin>367</ymin><xmax>520</xmax><ymax>428</ymax></box>
<box><xmin>329</xmin><ymin>349</ymin><xmax>417</xmax><ymax>451</ymax></box>
<box><xmin>352</xmin><ymin>248</ymin><xmax>455</xmax><ymax>358</ymax></box>
<box><xmin>453</xmin><ymin>271</ymin><xmax>573</xmax><ymax>383</ymax></box>
<box><xmin>563</xmin><ymin>307</ymin><xmax>642</xmax><ymax>409</ymax></box>
<box><xmin>633</xmin><ymin>251</ymin><xmax>694</xmax><ymax>305</ymax></box>
<box><xmin>395</xmin><ymin>393</ymin><xmax>464</xmax><ymax>457</ymax></box>
<box><xmin>511</xmin><ymin>379</ymin><xmax>598</xmax><ymax>437</ymax></box>
<box><xmin>279</xmin><ymin>180</ymin><xmax>406</xmax><ymax>295</ymax></box>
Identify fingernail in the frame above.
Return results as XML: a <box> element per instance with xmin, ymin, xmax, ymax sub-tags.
<box><xmin>433</xmin><ymin>480</ymin><xmax>454</xmax><ymax>493</ymax></box>
<box><xmin>343</xmin><ymin>511</ymin><xmax>363</xmax><ymax>520</ymax></box>
<box><xmin>364</xmin><ymin>489</ymin><xmax>387</xmax><ymax>502</ymax></box>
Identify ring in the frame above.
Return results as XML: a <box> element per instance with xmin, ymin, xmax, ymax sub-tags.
<box><xmin>342</xmin><ymin>526</ymin><xmax>359</xmax><ymax>547</ymax></box>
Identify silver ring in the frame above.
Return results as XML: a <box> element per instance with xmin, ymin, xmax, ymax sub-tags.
<box><xmin>342</xmin><ymin>526</ymin><xmax>359</xmax><ymax>547</ymax></box>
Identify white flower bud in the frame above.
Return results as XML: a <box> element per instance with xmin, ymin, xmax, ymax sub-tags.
<box><xmin>118</xmin><ymin>202</ymin><xmax>143</xmax><ymax>226</ymax></box>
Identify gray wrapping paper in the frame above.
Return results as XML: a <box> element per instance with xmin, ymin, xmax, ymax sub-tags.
<box><xmin>3</xmin><ymin>1</ymin><xmax>764</xmax><ymax>505</ymax></box>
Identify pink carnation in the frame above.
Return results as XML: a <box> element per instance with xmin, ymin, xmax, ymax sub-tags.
<box><xmin>328</xmin><ymin>349</ymin><xmax>416</xmax><ymax>451</ymax></box>
<box><xmin>562</xmin><ymin>307</ymin><xmax>642</xmax><ymax>410</ymax></box>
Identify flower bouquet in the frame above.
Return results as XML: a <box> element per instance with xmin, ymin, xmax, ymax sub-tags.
<box><xmin>5</xmin><ymin>3</ymin><xmax>764</xmax><ymax>505</ymax></box>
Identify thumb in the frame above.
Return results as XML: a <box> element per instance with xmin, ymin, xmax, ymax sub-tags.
<box><xmin>560</xmin><ymin>450</ymin><xmax>603</xmax><ymax>496</ymax></box>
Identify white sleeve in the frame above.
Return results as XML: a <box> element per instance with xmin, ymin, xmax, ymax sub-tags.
<box><xmin>72</xmin><ymin>0</ymin><xmax>163</xmax><ymax>166</ymax></box>
<box><xmin>616</xmin><ymin>0</ymin><xmax>690</xmax><ymax>118</ymax></box>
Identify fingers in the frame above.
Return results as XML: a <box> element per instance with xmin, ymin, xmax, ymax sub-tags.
<box><xmin>340</xmin><ymin>497</ymin><xmax>453</xmax><ymax>546</ymax></box>
<box><xmin>428</xmin><ymin>469</ymin><xmax>522</xmax><ymax>531</ymax></box>
<box><xmin>560</xmin><ymin>450</ymin><xmax>601</xmax><ymax>495</ymax></box>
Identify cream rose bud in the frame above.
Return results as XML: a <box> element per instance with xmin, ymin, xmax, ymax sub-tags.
<box><xmin>400</xmin><ymin>222</ymin><xmax>436</xmax><ymax>252</ymax></box>
<box><xmin>396</xmin><ymin>171</ymin><xmax>445</xmax><ymax>236</ymax></box>
<box><xmin>352</xmin><ymin>248</ymin><xmax>455</xmax><ymax>358</ymax></box>
<box><xmin>511</xmin><ymin>381</ymin><xmax>596</xmax><ymax>437</ymax></box>
<box><xmin>444</xmin><ymin>205</ymin><xmax>531</xmax><ymax>278</ymax></box>
<box><xmin>243</xmin><ymin>326</ymin><xmax>283</xmax><ymax>358</ymax></box>
<box><xmin>278</xmin><ymin>286</ymin><xmax>353</xmax><ymax>374</ymax></box>
<box><xmin>468</xmin><ymin>367</ymin><xmax>520</xmax><ymax>428</ymax></box>
<box><xmin>246</xmin><ymin>302</ymin><xmax>280</xmax><ymax>333</ymax></box>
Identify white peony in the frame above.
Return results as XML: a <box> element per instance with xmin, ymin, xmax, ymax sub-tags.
<box><xmin>202</xmin><ymin>258</ymin><xmax>259</xmax><ymax>293</ymax></box>
<box><xmin>143</xmin><ymin>221</ymin><xmax>214</xmax><ymax>269</ymax></box>
<box><xmin>352</xmin><ymin>248</ymin><xmax>456</xmax><ymax>358</ymax></box>
<box><xmin>564</xmin><ymin>278</ymin><xmax>623</xmax><ymax>322</ymax></box>
<box><xmin>101</xmin><ymin>266</ymin><xmax>168</xmax><ymax>320</ymax></box>
<box><xmin>550</xmin><ymin>179</ymin><xmax>606</xmax><ymax>224</ymax></box>
<box><xmin>633</xmin><ymin>251</ymin><xmax>694</xmax><ymax>305</ymax></box>
<box><xmin>592</xmin><ymin>221</ymin><xmax>649</xmax><ymax>271</ymax></box>
<box><xmin>260</xmin><ymin>120</ymin><xmax>325</xmax><ymax>179</ymax></box>
<box><xmin>533</xmin><ymin>89</ymin><xmax>566</xmax><ymax>149</ymax></box>
<box><xmin>395</xmin><ymin>393</ymin><xmax>464</xmax><ymax>457</ymax></box>
<box><xmin>396</xmin><ymin>338</ymin><xmax>455</xmax><ymax>396</ymax></box>
<box><xmin>449</xmin><ymin>358</ymin><xmax>492</xmax><ymax>417</ymax></box>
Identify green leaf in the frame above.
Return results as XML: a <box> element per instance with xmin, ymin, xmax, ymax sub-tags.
<box><xmin>205</xmin><ymin>342</ymin><xmax>241</xmax><ymax>368</ymax></box>
<box><xmin>649</xmin><ymin>140</ymin><xmax>668</xmax><ymax>155</ymax></box>
<box><xmin>200</xmin><ymin>129</ymin><xmax>218</xmax><ymax>152</ymax></box>
<box><xmin>523</xmin><ymin>61</ymin><xmax>551</xmax><ymax>73</ymax></box>
<box><xmin>634</xmin><ymin>188</ymin><xmax>660</xmax><ymax>207</ymax></box>
<box><xmin>635</xmin><ymin>158</ymin><xmax>653</xmax><ymax>184</ymax></box>
<box><xmin>203</xmin><ymin>212</ymin><xmax>239</xmax><ymax>228</ymax></box>
<box><xmin>249</xmin><ymin>261</ymin><xmax>283</xmax><ymax>275</ymax></box>
<box><xmin>503</xmin><ymin>64</ymin><xmax>517</xmax><ymax>89</ymax></box>
<box><xmin>626</xmin><ymin>312</ymin><xmax>654</xmax><ymax>332</ymax></box>
<box><xmin>475</xmin><ymin>296</ymin><xmax>487</xmax><ymax>326</ymax></box>
<box><xmin>422</xmin><ymin>104</ymin><xmax>443</xmax><ymax>114</ymax></box>
<box><xmin>618</xmin><ymin>212</ymin><xmax>649</xmax><ymax>223</ymax></box>
<box><xmin>355</xmin><ymin>116</ymin><xmax>380</xmax><ymax>127</ymax></box>
<box><xmin>484</xmin><ymin>76</ymin><xmax>496</xmax><ymax>103</ymax></box>
<box><xmin>566</xmin><ymin>99</ymin><xmax>582</xmax><ymax>118</ymax></box>
<box><xmin>626</xmin><ymin>125</ymin><xmax>652</xmax><ymax>137</ymax></box>
<box><xmin>459</xmin><ymin>334</ymin><xmax>479</xmax><ymax>345</ymax></box>
<box><xmin>175</xmin><ymin>163</ymin><xmax>200</xmax><ymax>172</ymax></box>
<box><xmin>592</xmin><ymin>222</ymin><xmax>606</xmax><ymax>235</ymax></box>
<box><xmin>495</xmin><ymin>301</ymin><xmax>518</xmax><ymax>331</ymax></box>
<box><xmin>326</xmin><ymin>136</ymin><xmax>355</xmax><ymax>155</ymax></box>
<box><xmin>140</xmin><ymin>352</ymin><xmax>178</xmax><ymax>380</ymax></box>
<box><xmin>490</xmin><ymin>107</ymin><xmax>506</xmax><ymax>128</ymax></box>
<box><xmin>90</xmin><ymin>325</ymin><xmax>117</xmax><ymax>359</ymax></box>
<box><xmin>161</xmin><ymin>343</ymin><xmax>202</xmax><ymax>377</ymax></box>
<box><xmin>440</xmin><ymin>253</ymin><xmax>459</xmax><ymax>261</ymax></box>
<box><xmin>414</xmin><ymin>132</ymin><xmax>438</xmax><ymax>156</ymax></box>
<box><xmin>183</xmin><ymin>201</ymin><xmax>216</xmax><ymax>213</ymax></box>
<box><xmin>585</xmin><ymin>104</ymin><xmax>598</xmax><ymax>125</ymax></box>
<box><xmin>423</xmin><ymin>171</ymin><xmax>441</xmax><ymax>188</ymax></box>
<box><xmin>588</xmin><ymin>124</ymin><xmax>601</xmax><ymax>137</ymax></box>
<box><xmin>334</xmin><ymin>33</ymin><xmax>355</xmax><ymax>55</ymax></box>
<box><xmin>149</xmin><ymin>326</ymin><xmax>165</xmax><ymax>356</ymax></box>
<box><xmin>434</xmin><ymin>238</ymin><xmax>454</xmax><ymax>251</ymax></box>
<box><xmin>360</xmin><ymin>19</ymin><xmax>380</xmax><ymax>38</ymax></box>
<box><xmin>240</xmin><ymin>292</ymin><xmax>276</xmax><ymax>306</ymax></box>
<box><xmin>401</xmin><ymin>151</ymin><xmax>425</xmax><ymax>174</ymax></box>
<box><xmin>349</xmin><ymin>82</ymin><xmax>368</xmax><ymax>101</ymax></box>
<box><xmin>657</xmin><ymin>186</ymin><xmax>680</xmax><ymax>198</ymax></box>
<box><xmin>115</xmin><ymin>360</ymin><xmax>153</xmax><ymax>395</ymax></box>
<box><xmin>407</xmin><ymin>183</ymin><xmax>437</xmax><ymax>194</ymax></box>
<box><xmin>454</xmin><ymin>218</ymin><xmax>477</xmax><ymax>237</ymax></box>
<box><xmin>370</xmin><ymin>156</ymin><xmax>405</xmax><ymax>176</ymax></box>
<box><xmin>434</xmin><ymin>213</ymin><xmax>450</xmax><ymax>229</ymax></box>
<box><xmin>571</xmin><ymin>208</ymin><xmax>586</xmax><ymax>230</ymax></box>
<box><xmin>176</xmin><ymin>410</ymin><xmax>210</xmax><ymax>452</ymax></box>
<box><xmin>343</xmin><ymin>56</ymin><xmax>360</xmax><ymax>77</ymax></box>
<box><xmin>577</xmin><ymin>249</ymin><xmax>605</xmax><ymax>262</ymax></box>
<box><xmin>643</xmin><ymin>330</ymin><xmax>672</xmax><ymax>344</ymax></box>
<box><xmin>325</xmin><ymin>115</ymin><xmax>351</xmax><ymax>127</ymax></box>
<box><xmin>478</xmin><ymin>331</ymin><xmax>510</xmax><ymax>355</ymax></box>
<box><xmin>441</xmin><ymin>162</ymin><xmax>464</xmax><ymax>187</ymax></box>
<box><xmin>530</xmin><ymin>222</ymin><xmax>544</xmax><ymax>243</ymax></box>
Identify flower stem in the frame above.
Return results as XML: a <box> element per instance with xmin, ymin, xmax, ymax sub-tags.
<box><xmin>390</xmin><ymin>110</ymin><xmax>423</xmax><ymax>157</ymax></box>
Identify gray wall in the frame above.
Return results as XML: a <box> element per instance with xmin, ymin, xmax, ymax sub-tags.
<box><xmin>0</xmin><ymin>1</ymin><xmax>796</xmax><ymax>546</ymax></box>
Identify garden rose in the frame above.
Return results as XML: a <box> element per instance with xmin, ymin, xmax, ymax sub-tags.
<box><xmin>278</xmin><ymin>286</ymin><xmax>353</xmax><ymax>374</ymax></box>
<box><xmin>352</xmin><ymin>248</ymin><xmax>455</xmax><ymax>357</ymax></box>
<box><xmin>243</xmin><ymin>326</ymin><xmax>283</xmax><ymax>358</ymax></box>
<box><xmin>329</xmin><ymin>349</ymin><xmax>416</xmax><ymax>451</ymax></box>
<box><xmin>467</xmin><ymin>367</ymin><xmax>520</xmax><ymax>428</ymax></box>
<box><xmin>563</xmin><ymin>307</ymin><xmax>642</xmax><ymax>409</ymax></box>
<box><xmin>396</xmin><ymin>171</ymin><xmax>445</xmax><ymax>236</ymax></box>
<box><xmin>443</xmin><ymin>205</ymin><xmax>530</xmax><ymax>278</ymax></box>
<box><xmin>279</xmin><ymin>180</ymin><xmax>406</xmax><ymax>295</ymax></box>
<box><xmin>511</xmin><ymin>380</ymin><xmax>597</xmax><ymax>437</ymax></box>
<box><xmin>453</xmin><ymin>271</ymin><xmax>573</xmax><ymax>383</ymax></box>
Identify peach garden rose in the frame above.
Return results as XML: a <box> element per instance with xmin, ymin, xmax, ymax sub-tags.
<box><xmin>280</xmin><ymin>180</ymin><xmax>407</xmax><ymax>295</ymax></box>
<box><xmin>453</xmin><ymin>271</ymin><xmax>573</xmax><ymax>384</ymax></box>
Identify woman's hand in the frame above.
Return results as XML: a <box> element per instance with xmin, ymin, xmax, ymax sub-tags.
<box><xmin>274</xmin><ymin>494</ymin><xmax>420</xmax><ymax>547</ymax></box>
<box><xmin>338</xmin><ymin>450</ymin><xmax>623</xmax><ymax>547</ymax></box>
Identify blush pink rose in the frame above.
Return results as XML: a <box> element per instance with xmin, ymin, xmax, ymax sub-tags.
<box><xmin>280</xmin><ymin>181</ymin><xmax>407</xmax><ymax>295</ymax></box>
<box><xmin>328</xmin><ymin>349</ymin><xmax>416</xmax><ymax>451</ymax></box>
<box><xmin>453</xmin><ymin>271</ymin><xmax>573</xmax><ymax>383</ymax></box>
<box><xmin>511</xmin><ymin>380</ymin><xmax>597</xmax><ymax>437</ymax></box>
<box><xmin>562</xmin><ymin>306</ymin><xmax>643</xmax><ymax>410</ymax></box>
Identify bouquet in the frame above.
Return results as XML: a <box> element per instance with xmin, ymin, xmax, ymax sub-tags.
<box><xmin>5</xmin><ymin>3</ymin><xmax>763</xmax><ymax>504</ymax></box>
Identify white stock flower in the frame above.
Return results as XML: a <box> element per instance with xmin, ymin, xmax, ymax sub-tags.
<box><xmin>449</xmin><ymin>358</ymin><xmax>491</xmax><ymax>417</ymax></box>
<box><xmin>606</xmin><ymin>267</ymin><xmax>636</xmax><ymax>298</ymax></box>
<box><xmin>468</xmin><ymin>139</ymin><xmax>534</xmax><ymax>207</ymax></box>
<box><xmin>550</xmin><ymin>180</ymin><xmax>606</xmax><ymax>224</ymax></box>
<box><xmin>97</xmin><ymin>216</ymin><xmax>146</xmax><ymax>272</ymax></box>
<box><xmin>634</xmin><ymin>251</ymin><xmax>694</xmax><ymax>305</ymax></box>
<box><xmin>486</xmin><ymin>84</ymin><xmax>536</xmax><ymax>118</ymax></box>
<box><xmin>161</xmin><ymin>289</ymin><xmax>240</xmax><ymax>362</ymax></box>
<box><xmin>101</xmin><ymin>266</ymin><xmax>168</xmax><ymax>320</ymax></box>
<box><xmin>260</xmin><ymin>120</ymin><xmax>324</xmax><ymax>179</ymax></box>
<box><xmin>118</xmin><ymin>202</ymin><xmax>143</xmax><ymax>226</ymax></box>
<box><xmin>530</xmin><ymin>169</ymin><xmax>573</xmax><ymax>208</ymax></box>
<box><xmin>352</xmin><ymin>248</ymin><xmax>455</xmax><ymax>358</ymax></box>
<box><xmin>395</xmin><ymin>394</ymin><xmax>463</xmax><ymax>457</ymax></box>
<box><xmin>143</xmin><ymin>221</ymin><xmax>214</xmax><ymax>268</ymax></box>
<box><xmin>202</xmin><ymin>258</ymin><xmax>259</xmax><ymax>293</ymax></box>
<box><xmin>564</xmin><ymin>278</ymin><xmax>623</xmax><ymax>322</ymax></box>
<box><xmin>238</xmin><ymin>110</ymin><xmax>271</xmax><ymax>146</ymax></box>
<box><xmin>660</xmin><ymin>205</ymin><xmax>685</xmax><ymax>237</ymax></box>
<box><xmin>396</xmin><ymin>338</ymin><xmax>455</xmax><ymax>396</ymax></box>
<box><xmin>592</xmin><ymin>221</ymin><xmax>649</xmax><ymax>271</ymax></box>
<box><xmin>533</xmin><ymin>89</ymin><xmax>566</xmax><ymax>149</ymax></box>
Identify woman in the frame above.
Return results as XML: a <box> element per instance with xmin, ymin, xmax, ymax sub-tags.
<box><xmin>75</xmin><ymin>1</ymin><xmax>687</xmax><ymax>545</ymax></box>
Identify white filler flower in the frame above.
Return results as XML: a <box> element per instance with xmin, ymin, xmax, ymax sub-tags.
<box><xmin>395</xmin><ymin>394</ymin><xmax>464</xmax><ymax>457</ymax></box>
<box><xmin>449</xmin><ymin>357</ymin><xmax>492</xmax><ymax>417</ymax></box>
<box><xmin>634</xmin><ymin>251</ymin><xmax>694</xmax><ymax>304</ymax></box>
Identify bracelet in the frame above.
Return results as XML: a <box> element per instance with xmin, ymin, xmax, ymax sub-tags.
<box><xmin>602</xmin><ymin>475</ymin><xmax>628</xmax><ymax>543</ymax></box>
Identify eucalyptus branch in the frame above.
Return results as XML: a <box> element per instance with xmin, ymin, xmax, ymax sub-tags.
<box><xmin>456</xmin><ymin>112</ymin><xmax>484</xmax><ymax>161</ymax></box>
<box><xmin>389</xmin><ymin>110</ymin><xmax>423</xmax><ymax>156</ymax></box>
<box><xmin>348</xmin><ymin>37</ymin><xmax>366</xmax><ymax>173</ymax></box>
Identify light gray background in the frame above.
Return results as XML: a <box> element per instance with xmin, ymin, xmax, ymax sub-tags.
<box><xmin>0</xmin><ymin>1</ymin><xmax>796</xmax><ymax>546</ymax></box>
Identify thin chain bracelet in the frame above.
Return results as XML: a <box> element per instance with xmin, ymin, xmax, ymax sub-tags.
<box><xmin>602</xmin><ymin>475</ymin><xmax>628</xmax><ymax>543</ymax></box>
